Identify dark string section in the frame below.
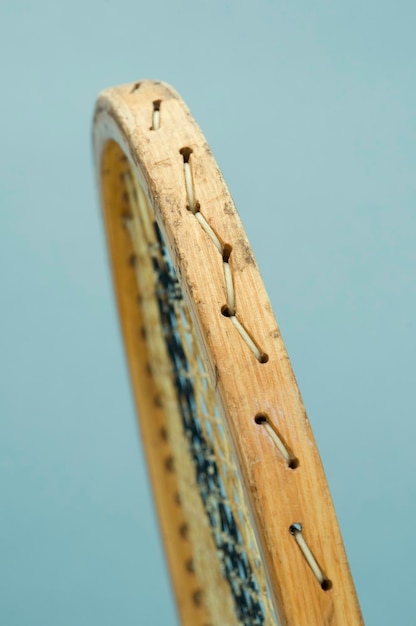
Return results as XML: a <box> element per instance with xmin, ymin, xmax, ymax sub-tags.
<box><xmin>151</xmin><ymin>220</ymin><xmax>266</xmax><ymax>625</ymax></box>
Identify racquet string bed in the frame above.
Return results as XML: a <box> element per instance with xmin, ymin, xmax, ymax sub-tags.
<box><xmin>120</xmin><ymin>160</ymin><xmax>278</xmax><ymax>626</ymax></box>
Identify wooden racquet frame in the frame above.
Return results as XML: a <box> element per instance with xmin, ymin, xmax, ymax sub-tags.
<box><xmin>93</xmin><ymin>80</ymin><xmax>363</xmax><ymax>625</ymax></box>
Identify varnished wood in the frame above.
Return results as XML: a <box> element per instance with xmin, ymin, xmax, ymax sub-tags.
<box><xmin>93</xmin><ymin>80</ymin><xmax>364</xmax><ymax>625</ymax></box>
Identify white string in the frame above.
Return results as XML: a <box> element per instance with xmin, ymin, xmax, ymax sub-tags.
<box><xmin>223</xmin><ymin>261</ymin><xmax>235</xmax><ymax>316</ymax></box>
<box><xmin>290</xmin><ymin>526</ymin><xmax>325</xmax><ymax>585</ymax></box>
<box><xmin>230</xmin><ymin>316</ymin><xmax>262</xmax><ymax>361</ymax></box>
<box><xmin>152</xmin><ymin>109</ymin><xmax>160</xmax><ymax>131</ymax></box>
<box><xmin>195</xmin><ymin>212</ymin><xmax>223</xmax><ymax>255</ymax></box>
<box><xmin>181</xmin><ymin>151</ymin><xmax>267</xmax><ymax>363</ymax></box>
<box><xmin>262</xmin><ymin>421</ymin><xmax>291</xmax><ymax>466</ymax></box>
<box><xmin>184</xmin><ymin>162</ymin><xmax>197</xmax><ymax>213</ymax></box>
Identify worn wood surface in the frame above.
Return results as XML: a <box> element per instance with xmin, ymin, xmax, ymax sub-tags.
<box><xmin>93</xmin><ymin>80</ymin><xmax>364</xmax><ymax>625</ymax></box>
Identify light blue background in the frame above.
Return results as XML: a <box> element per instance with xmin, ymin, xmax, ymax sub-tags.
<box><xmin>1</xmin><ymin>1</ymin><xmax>415</xmax><ymax>624</ymax></box>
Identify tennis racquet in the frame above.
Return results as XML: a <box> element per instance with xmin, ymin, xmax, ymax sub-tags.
<box><xmin>92</xmin><ymin>80</ymin><xmax>363</xmax><ymax>626</ymax></box>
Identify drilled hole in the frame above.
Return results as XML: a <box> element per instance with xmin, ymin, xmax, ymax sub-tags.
<box><xmin>165</xmin><ymin>456</ymin><xmax>175</xmax><ymax>472</ymax></box>
<box><xmin>259</xmin><ymin>353</ymin><xmax>269</xmax><ymax>363</ymax></box>
<box><xmin>186</xmin><ymin>200</ymin><xmax>200</xmax><ymax>213</ymax></box>
<box><xmin>254</xmin><ymin>413</ymin><xmax>267</xmax><ymax>424</ymax></box>
<box><xmin>179</xmin><ymin>146</ymin><xmax>193</xmax><ymax>163</ymax></box>
<box><xmin>222</xmin><ymin>243</ymin><xmax>232</xmax><ymax>262</ymax></box>
<box><xmin>185</xmin><ymin>558</ymin><xmax>195</xmax><ymax>573</ymax></box>
<box><xmin>179</xmin><ymin>522</ymin><xmax>189</xmax><ymax>539</ymax></box>
<box><xmin>154</xmin><ymin>393</ymin><xmax>164</xmax><ymax>408</ymax></box>
<box><xmin>221</xmin><ymin>305</ymin><xmax>231</xmax><ymax>317</ymax></box>
<box><xmin>121</xmin><ymin>211</ymin><xmax>133</xmax><ymax>225</ymax></box>
<box><xmin>128</xmin><ymin>253</ymin><xmax>137</xmax><ymax>267</ymax></box>
<box><xmin>153</xmin><ymin>99</ymin><xmax>161</xmax><ymax>111</ymax></box>
<box><xmin>192</xmin><ymin>589</ymin><xmax>203</xmax><ymax>606</ymax></box>
<box><xmin>321</xmin><ymin>579</ymin><xmax>333</xmax><ymax>591</ymax></box>
<box><xmin>289</xmin><ymin>457</ymin><xmax>300</xmax><ymax>469</ymax></box>
<box><xmin>289</xmin><ymin>523</ymin><xmax>302</xmax><ymax>535</ymax></box>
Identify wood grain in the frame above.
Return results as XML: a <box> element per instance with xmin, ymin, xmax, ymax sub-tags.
<box><xmin>93</xmin><ymin>80</ymin><xmax>364</xmax><ymax>625</ymax></box>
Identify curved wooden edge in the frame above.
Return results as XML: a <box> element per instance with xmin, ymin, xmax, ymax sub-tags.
<box><xmin>93</xmin><ymin>80</ymin><xmax>364</xmax><ymax>626</ymax></box>
<box><xmin>97</xmin><ymin>139</ymin><xmax>213</xmax><ymax>624</ymax></box>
